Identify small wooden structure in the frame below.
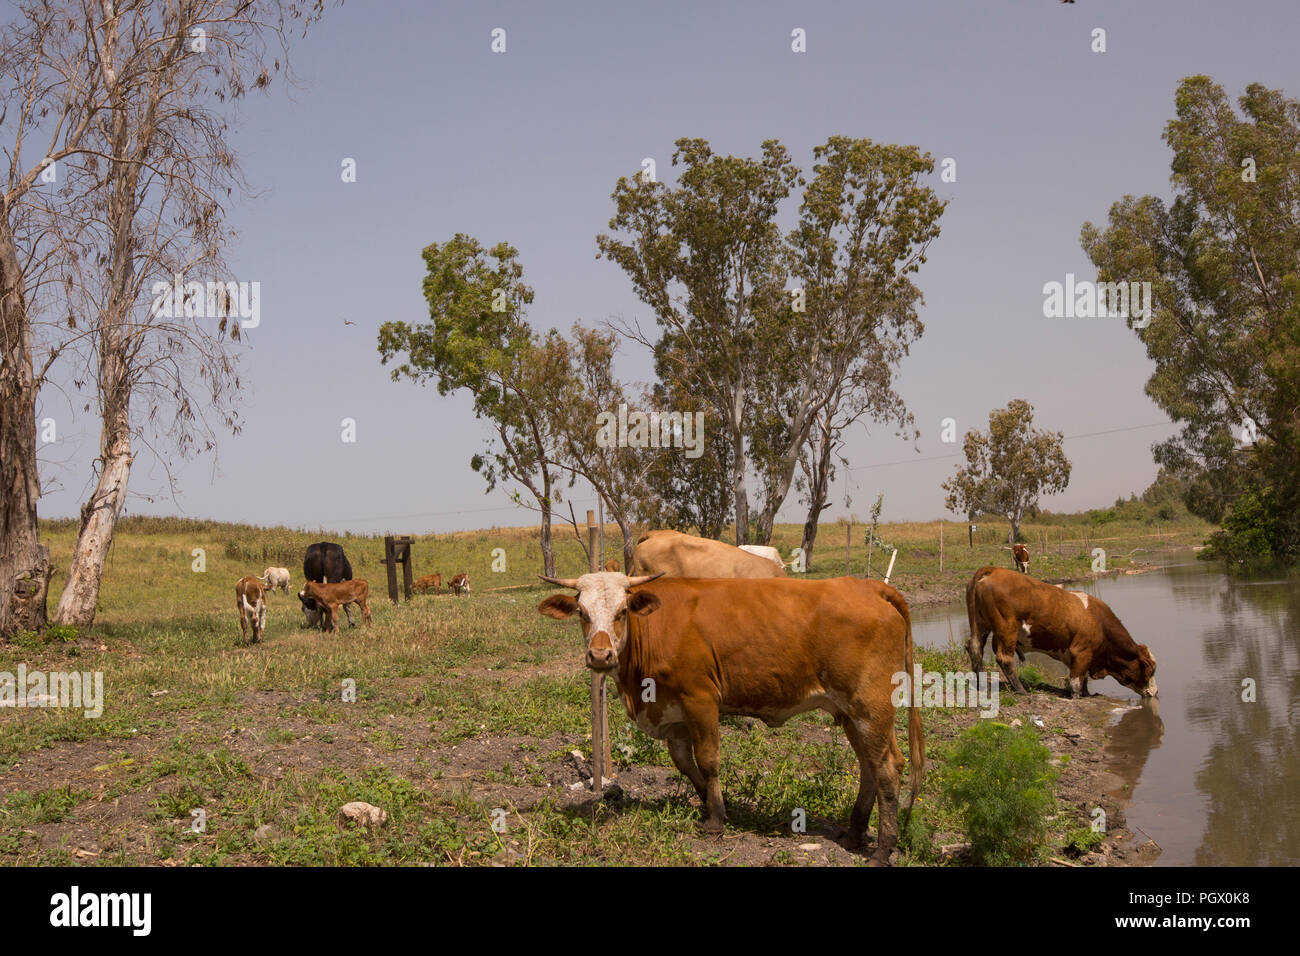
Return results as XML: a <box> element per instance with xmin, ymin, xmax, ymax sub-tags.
<box><xmin>382</xmin><ymin>535</ymin><xmax>414</xmax><ymax>604</ymax></box>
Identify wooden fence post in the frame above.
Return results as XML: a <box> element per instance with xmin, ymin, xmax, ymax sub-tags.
<box><xmin>384</xmin><ymin>535</ymin><xmax>399</xmax><ymax>604</ymax></box>
<box><xmin>587</xmin><ymin>509</ymin><xmax>610</xmax><ymax>791</ymax></box>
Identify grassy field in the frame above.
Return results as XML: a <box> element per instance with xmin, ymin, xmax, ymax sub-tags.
<box><xmin>0</xmin><ymin>510</ymin><xmax>1209</xmax><ymax>866</ymax></box>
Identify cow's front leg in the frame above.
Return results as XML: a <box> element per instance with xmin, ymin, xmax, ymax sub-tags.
<box><xmin>1066</xmin><ymin>652</ymin><xmax>1091</xmax><ymax>698</ymax></box>
<box><xmin>684</xmin><ymin>702</ymin><xmax>725</xmax><ymax>832</ymax></box>
<box><xmin>994</xmin><ymin>634</ymin><xmax>1027</xmax><ymax>695</ymax></box>
<box><xmin>665</xmin><ymin>729</ymin><xmax>708</xmax><ymax>806</ymax></box>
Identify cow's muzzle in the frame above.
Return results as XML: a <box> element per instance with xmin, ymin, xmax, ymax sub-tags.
<box><xmin>1140</xmin><ymin>680</ymin><xmax>1158</xmax><ymax>699</ymax></box>
<box><xmin>586</xmin><ymin>631</ymin><xmax>616</xmax><ymax>671</ymax></box>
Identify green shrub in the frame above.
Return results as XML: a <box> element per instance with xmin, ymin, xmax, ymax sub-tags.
<box><xmin>945</xmin><ymin>721</ymin><xmax>1058</xmax><ymax>866</ymax></box>
<box><xmin>898</xmin><ymin>806</ymin><xmax>936</xmax><ymax>863</ymax></box>
<box><xmin>46</xmin><ymin>624</ymin><xmax>78</xmax><ymax>644</ymax></box>
<box><xmin>1064</xmin><ymin>825</ymin><xmax>1104</xmax><ymax>855</ymax></box>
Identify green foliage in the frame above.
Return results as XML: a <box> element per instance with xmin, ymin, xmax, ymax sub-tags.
<box><xmin>3</xmin><ymin>785</ymin><xmax>87</xmax><ymax>825</ymax></box>
<box><xmin>1202</xmin><ymin>488</ymin><xmax>1281</xmax><ymax>566</ymax></box>
<box><xmin>898</xmin><ymin>805</ymin><xmax>936</xmax><ymax>863</ymax></box>
<box><xmin>1081</xmin><ymin>76</ymin><xmax>1300</xmax><ymax>564</ymax></box>
<box><xmin>945</xmin><ymin>721</ymin><xmax>1058</xmax><ymax>866</ymax></box>
<box><xmin>1016</xmin><ymin>665</ymin><xmax>1050</xmax><ymax>691</ymax></box>
<box><xmin>1064</xmin><ymin>825</ymin><xmax>1105</xmax><ymax>855</ymax></box>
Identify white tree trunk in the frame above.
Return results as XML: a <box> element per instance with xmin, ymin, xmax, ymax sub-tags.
<box><xmin>54</xmin><ymin>410</ymin><xmax>132</xmax><ymax>629</ymax></box>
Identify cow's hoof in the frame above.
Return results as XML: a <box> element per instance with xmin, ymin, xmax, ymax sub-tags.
<box><xmin>698</xmin><ymin>818</ymin><xmax>725</xmax><ymax>835</ymax></box>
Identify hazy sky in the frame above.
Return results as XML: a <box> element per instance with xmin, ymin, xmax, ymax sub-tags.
<box><xmin>32</xmin><ymin>0</ymin><xmax>1300</xmax><ymax>535</ymax></box>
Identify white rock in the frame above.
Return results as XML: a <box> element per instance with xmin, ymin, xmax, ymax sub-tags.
<box><xmin>337</xmin><ymin>801</ymin><xmax>388</xmax><ymax>828</ymax></box>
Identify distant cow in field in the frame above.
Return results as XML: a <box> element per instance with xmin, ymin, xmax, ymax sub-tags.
<box><xmin>449</xmin><ymin>573</ymin><xmax>470</xmax><ymax>596</ymax></box>
<box><xmin>235</xmin><ymin>575</ymin><xmax>267</xmax><ymax>644</ymax></box>
<box><xmin>738</xmin><ymin>544</ymin><xmax>786</xmax><ymax>570</ymax></box>
<box><xmin>966</xmin><ymin>566</ymin><xmax>1157</xmax><ymax>699</ymax></box>
<box><xmin>537</xmin><ymin>572</ymin><xmax>923</xmax><ymax>865</ymax></box>
<box><xmin>630</xmin><ymin>530</ymin><xmax>787</xmax><ymax>579</ymax></box>
<box><xmin>603</xmin><ymin>559</ymin><xmax>620</xmax><ymax>572</ymax></box>
<box><xmin>301</xmin><ymin>542</ymin><xmax>355</xmax><ymax>629</ymax></box>
<box><xmin>1012</xmin><ymin>544</ymin><xmax>1030</xmax><ymax>574</ymax></box>
<box><xmin>259</xmin><ymin>566</ymin><xmax>291</xmax><ymax>593</ymax></box>
<box><xmin>301</xmin><ymin>579</ymin><xmax>372</xmax><ymax>633</ymax></box>
<box><xmin>413</xmin><ymin>572</ymin><xmax>442</xmax><ymax>594</ymax></box>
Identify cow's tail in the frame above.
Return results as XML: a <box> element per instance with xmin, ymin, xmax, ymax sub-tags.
<box><xmin>900</xmin><ymin>595</ymin><xmax>925</xmax><ymax>825</ymax></box>
<box><xmin>966</xmin><ymin>566</ymin><xmax>997</xmax><ymax>645</ymax></box>
<box><xmin>874</xmin><ymin>584</ymin><xmax>925</xmax><ymax>826</ymax></box>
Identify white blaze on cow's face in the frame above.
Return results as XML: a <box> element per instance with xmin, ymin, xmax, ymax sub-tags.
<box><xmin>537</xmin><ymin>572</ymin><xmax>662</xmax><ymax>671</ymax></box>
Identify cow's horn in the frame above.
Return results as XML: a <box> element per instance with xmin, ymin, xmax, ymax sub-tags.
<box><xmin>539</xmin><ymin>575</ymin><xmax>580</xmax><ymax>589</ymax></box>
<box><xmin>626</xmin><ymin>572</ymin><xmax>665</xmax><ymax>587</ymax></box>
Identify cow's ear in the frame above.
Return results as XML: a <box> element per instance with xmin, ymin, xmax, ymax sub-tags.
<box><xmin>627</xmin><ymin>591</ymin><xmax>661</xmax><ymax>616</ymax></box>
<box><xmin>538</xmin><ymin>594</ymin><xmax>579</xmax><ymax>619</ymax></box>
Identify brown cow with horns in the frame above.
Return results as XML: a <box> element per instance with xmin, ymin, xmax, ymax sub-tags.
<box><xmin>537</xmin><ymin>571</ymin><xmax>924</xmax><ymax>865</ymax></box>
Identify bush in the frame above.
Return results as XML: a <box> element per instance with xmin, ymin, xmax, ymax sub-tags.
<box><xmin>1201</xmin><ymin>489</ymin><xmax>1279</xmax><ymax>566</ymax></box>
<box><xmin>944</xmin><ymin>721</ymin><xmax>1058</xmax><ymax>866</ymax></box>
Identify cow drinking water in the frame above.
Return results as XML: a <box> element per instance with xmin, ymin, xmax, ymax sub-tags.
<box><xmin>966</xmin><ymin>566</ymin><xmax>1157</xmax><ymax>698</ymax></box>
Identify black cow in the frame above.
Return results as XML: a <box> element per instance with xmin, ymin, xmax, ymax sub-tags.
<box><xmin>299</xmin><ymin>542</ymin><xmax>355</xmax><ymax>629</ymax></box>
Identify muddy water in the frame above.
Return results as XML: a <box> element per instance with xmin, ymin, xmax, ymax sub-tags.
<box><xmin>908</xmin><ymin>557</ymin><xmax>1300</xmax><ymax>865</ymax></box>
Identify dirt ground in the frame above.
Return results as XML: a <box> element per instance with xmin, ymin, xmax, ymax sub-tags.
<box><xmin>2</xmin><ymin>671</ymin><xmax>1158</xmax><ymax>867</ymax></box>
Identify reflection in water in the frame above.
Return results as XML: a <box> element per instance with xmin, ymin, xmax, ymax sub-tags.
<box><xmin>1186</xmin><ymin>576</ymin><xmax>1300</xmax><ymax>865</ymax></box>
<box><xmin>1103</xmin><ymin>699</ymin><xmax>1165</xmax><ymax>800</ymax></box>
<box><xmin>913</xmin><ymin>560</ymin><xmax>1300</xmax><ymax>865</ymax></box>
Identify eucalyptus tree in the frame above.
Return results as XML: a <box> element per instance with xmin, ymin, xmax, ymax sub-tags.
<box><xmin>1082</xmin><ymin>75</ymin><xmax>1300</xmax><ymax>562</ymax></box>
<box><xmin>942</xmin><ymin>399</ymin><xmax>1071</xmax><ymax>543</ymax></box>
<box><xmin>598</xmin><ymin>138</ymin><xmax>798</xmax><ymax>544</ymax></box>
<box><xmin>379</xmin><ymin>236</ymin><xmax>568</xmax><ymax>575</ymax></box>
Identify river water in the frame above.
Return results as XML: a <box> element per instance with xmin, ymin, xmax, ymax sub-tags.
<box><xmin>908</xmin><ymin>556</ymin><xmax>1300</xmax><ymax>865</ymax></box>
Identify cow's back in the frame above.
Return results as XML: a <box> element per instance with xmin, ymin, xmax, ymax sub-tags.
<box><xmin>628</xmin><ymin>576</ymin><xmax>905</xmax><ymax>703</ymax></box>
<box><xmin>304</xmin><ymin>541</ymin><xmax>353</xmax><ymax>584</ymax></box>
<box><xmin>970</xmin><ymin>566</ymin><xmax>1093</xmax><ymax>635</ymax></box>
<box><xmin>631</xmin><ymin>530</ymin><xmax>786</xmax><ymax>579</ymax></box>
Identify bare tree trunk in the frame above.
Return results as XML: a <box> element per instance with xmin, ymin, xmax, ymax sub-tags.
<box><xmin>799</xmin><ymin>444</ymin><xmax>835</xmax><ymax>566</ymax></box>
<box><xmin>54</xmin><ymin>326</ymin><xmax>132</xmax><ymax>628</ymax></box>
<box><xmin>53</xmin><ymin>416</ymin><xmax>131</xmax><ymax>627</ymax></box>
<box><xmin>731</xmin><ymin>425</ymin><xmax>749</xmax><ymax>544</ymax></box>
<box><xmin>0</xmin><ymin>220</ymin><xmax>52</xmax><ymax>637</ymax></box>
<box><xmin>54</xmin><ymin>70</ymin><xmax>139</xmax><ymax>629</ymax></box>
<box><xmin>539</xmin><ymin>493</ymin><xmax>556</xmax><ymax>577</ymax></box>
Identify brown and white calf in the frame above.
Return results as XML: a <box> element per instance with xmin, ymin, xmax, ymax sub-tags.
<box><xmin>300</xmin><ymin>579</ymin><xmax>372</xmax><ymax>633</ymax></box>
<box><xmin>449</xmin><ymin>573</ymin><xmax>470</xmax><ymax>596</ymax></box>
<box><xmin>538</xmin><ymin>572</ymin><xmax>924</xmax><ymax>865</ymax></box>
<box><xmin>966</xmin><ymin>566</ymin><xmax>1157</xmax><ymax>698</ymax></box>
<box><xmin>259</xmin><ymin>566</ymin><xmax>291</xmax><ymax>593</ymax></box>
<box><xmin>1012</xmin><ymin>544</ymin><xmax>1030</xmax><ymax>574</ymax></box>
<box><xmin>235</xmin><ymin>575</ymin><xmax>267</xmax><ymax>644</ymax></box>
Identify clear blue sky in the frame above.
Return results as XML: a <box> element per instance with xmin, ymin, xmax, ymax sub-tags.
<box><xmin>33</xmin><ymin>0</ymin><xmax>1300</xmax><ymax>534</ymax></box>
